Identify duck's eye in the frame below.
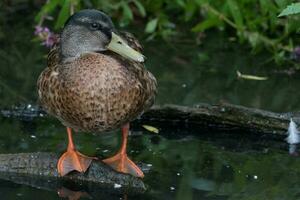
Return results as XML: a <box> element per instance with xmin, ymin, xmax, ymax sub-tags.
<box><xmin>90</xmin><ymin>23</ymin><xmax>100</xmax><ymax>30</ymax></box>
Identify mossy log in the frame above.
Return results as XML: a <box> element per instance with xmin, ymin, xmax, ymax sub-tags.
<box><xmin>1</xmin><ymin>103</ymin><xmax>298</xmax><ymax>135</ymax></box>
<box><xmin>0</xmin><ymin>152</ymin><xmax>146</xmax><ymax>196</ymax></box>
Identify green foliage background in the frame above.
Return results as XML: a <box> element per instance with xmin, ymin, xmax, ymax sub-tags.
<box><xmin>35</xmin><ymin>0</ymin><xmax>300</xmax><ymax>63</ymax></box>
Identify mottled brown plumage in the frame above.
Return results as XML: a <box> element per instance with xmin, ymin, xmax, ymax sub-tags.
<box><xmin>36</xmin><ymin>9</ymin><xmax>157</xmax><ymax>177</ymax></box>
<box><xmin>37</xmin><ymin>31</ymin><xmax>156</xmax><ymax>133</ymax></box>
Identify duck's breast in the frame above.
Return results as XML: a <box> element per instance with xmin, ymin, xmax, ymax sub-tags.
<box><xmin>45</xmin><ymin>53</ymin><xmax>154</xmax><ymax>132</ymax></box>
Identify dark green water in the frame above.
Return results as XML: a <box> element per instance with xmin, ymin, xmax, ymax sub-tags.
<box><xmin>1</xmin><ymin>3</ymin><xmax>300</xmax><ymax>200</ymax></box>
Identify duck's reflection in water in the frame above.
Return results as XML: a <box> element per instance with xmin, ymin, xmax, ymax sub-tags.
<box><xmin>58</xmin><ymin>187</ymin><xmax>91</xmax><ymax>200</ymax></box>
<box><xmin>57</xmin><ymin>187</ymin><xmax>130</xmax><ymax>200</ymax></box>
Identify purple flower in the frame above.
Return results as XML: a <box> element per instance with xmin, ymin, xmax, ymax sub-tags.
<box><xmin>294</xmin><ymin>47</ymin><xmax>300</xmax><ymax>56</ymax></box>
<box><xmin>34</xmin><ymin>26</ymin><xmax>57</xmax><ymax>48</ymax></box>
<box><xmin>43</xmin><ymin>27</ymin><xmax>50</xmax><ymax>33</ymax></box>
<box><xmin>34</xmin><ymin>26</ymin><xmax>43</xmax><ymax>35</ymax></box>
<box><xmin>291</xmin><ymin>46</ymin><xmax>300</xmax><ymax>62</ymax></box>
<box><xmin>43</xmin><ymin>34</ymin><xmax>57</xmax><ymax>47</ymax></box>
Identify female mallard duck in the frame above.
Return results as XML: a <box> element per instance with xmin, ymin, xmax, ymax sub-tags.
<box><xmin>37</xmin><ymin>9</ymin><xmax>157</xmax><ymax>178</ymax></box>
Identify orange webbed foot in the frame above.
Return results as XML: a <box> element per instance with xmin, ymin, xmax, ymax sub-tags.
<box><xmin>102</xmin><ymin>123</ymin><xmax>144</xmax><ymax>178</ymax></box>
<box><xmin>57</xmin><ymin>127</ymin><xmax>97</xmax><ymax>176</ymax></box>
<box><xmin>57</xmin><ymin>149</ymin><xmax>96</xmax><ymax>176</ymax></box>
<box><xmin>103</xmin><ymin>153</ymin><xmax>144</xmax><ymax>178</ymax></box>
<box><xmin>104</xmin><ymin>123</ymin><xmax>144</xmax><ymax>178</ymax></box>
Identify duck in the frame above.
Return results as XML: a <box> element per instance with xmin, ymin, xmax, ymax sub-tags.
<box><xmin>37</xmin><ymin>9</ymin><xmax>157</xmax><ymax>178</ymax></box>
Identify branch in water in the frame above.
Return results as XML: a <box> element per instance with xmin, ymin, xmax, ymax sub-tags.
<box><xmin>0</xmin><ymin>152</ymin><xmax>146</xmax><ymax>195</ymax></box>
<box><xmin>2</xmin><ymin>103</ymin><xmax>300</xmax><ymax>135</ymax></box>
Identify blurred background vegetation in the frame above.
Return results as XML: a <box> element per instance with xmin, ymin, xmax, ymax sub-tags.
<box><xmin>32</xmin><ymin>0</ymin><xmax>300</xmax><ymax>64</ymax></box>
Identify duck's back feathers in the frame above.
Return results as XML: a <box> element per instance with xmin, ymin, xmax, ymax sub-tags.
<box><xmin>46</xmin><ymin>37</ymin><xmax>60</xmax><ymax>68</ymax></box>
<box><xmin>119</xmin><ymin>31</ymin><xmax>143</xmax><ymax>52</ymax></box>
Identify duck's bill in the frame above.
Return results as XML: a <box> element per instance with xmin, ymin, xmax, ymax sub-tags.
<box><xmin>107</xmin><ymin>32</ymin><xmax>145</xmax><ymax>63</ymax></box>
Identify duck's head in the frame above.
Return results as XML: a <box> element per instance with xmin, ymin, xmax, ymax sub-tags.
<box><xmin>60</xmin><ymin>9</ymin><xmax>144</xmax><ymax>63</ymax></box>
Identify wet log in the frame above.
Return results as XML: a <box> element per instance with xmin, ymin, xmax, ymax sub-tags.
<box><xmin>0</xmin><ymin>152</ymin><xmax>146</xmax><ymax>195</ymax></box>
<box><xmin>1</xmin><ymin>103</ymin><xmax>298</xmax><ymax>135</ymax></box>
<box><xmin>137</xmin><ymin>103</ymin><xmax>299</xmax><ymax>135</ymax></box>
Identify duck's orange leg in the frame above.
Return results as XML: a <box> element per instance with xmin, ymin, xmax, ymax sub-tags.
<box><xmin>57</xmin><ymin>127</ymin><xmax>96</xmax><ymax>176</ymax></box>
<box><xmin>103</xmin><ymin>123</ymin><xmax>144</xmax><ymax>178</ymax></box>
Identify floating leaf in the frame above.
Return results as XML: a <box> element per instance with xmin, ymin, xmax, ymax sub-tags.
<box><xmin>145</xmin><ymin>18</ymin><xmax>158</xmax><ymax>33</ymax></box>
<box><xmin>278</xmin><ymin>3</ymin><xmax>300</xmax><ymax>17</ymax></box>
<box><xmin>237</xmin><ymin>71</ymin><xmax>268</xmax><ymax>81</ymax></box>
<box><xmin>142</xmin><ymin>125</ymin><xmax>159</xmax><ymax>134</ymax></box>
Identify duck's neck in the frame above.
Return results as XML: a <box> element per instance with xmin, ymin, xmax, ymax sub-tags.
<box><xmin>60</xmin><ymin>27</ymin><xmax>105</xmax><ymax>63</ymax></box>
<box><xmin>60</xmin><ymin>30</ymin><xmax>84</xmax><ymax>62</ymax></box>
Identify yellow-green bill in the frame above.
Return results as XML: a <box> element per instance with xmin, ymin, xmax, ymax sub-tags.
<box><xmin>237</xmin><ymin>70</ymin><xmax>268</xmax><ymax>81</ymax></box>
<box><xmin>142</xmin><ymin>125</ymin><xmax>159</xmax><ymax>134</ymax></box>
<box><xmin>107</xmin><ymin>32</ymin><xmax>145</xmax><ymax>62</ymax></box>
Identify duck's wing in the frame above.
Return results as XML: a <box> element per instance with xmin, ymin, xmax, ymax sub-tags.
<box><xmin>119</xmin><ymin>31</ymin><xmax>143</xmax><ymax>53</ymax></box>
<box><xmin>118</xmin><ymin>31</ymin><xmax>157</xmax><ymax>115</ymax></box>
<box><xmin>37</xmin><ymin>35</ymin><xmax>61</xmax><ymax>116</ymax></box>
<box><xmin>47</xmin><ymin>35</ymin><xmax>61</xmax><ymax>68</ymax></box>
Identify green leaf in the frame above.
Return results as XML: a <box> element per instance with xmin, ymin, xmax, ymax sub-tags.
<box><xmin>122</xmin><ymin>2</ymin><xmax>133</xmax><ymax>21</ymax></box>
<box><xmin>184</xmin><ymin>1</ymin><xmax>197</xmax><ymax>21</ymax></box>
<box><xmin>278</xmin><ymin>3</ymin><xmax>300</xmax><ymax>17</ymax></box>
<box><xmin>132</xmin><ymin>0</ymin><xmax>146</xmax><ymax>17</ymax></box>
<box><xmin>145</xmin><ymin>18</ymin><xmax>158</xmax><ymax>33</ymax></box>
<box><xmin>259</xmin><ymin>0</ymin><xmax>268</xmax><ymax>15</ymax></box>
<box><xmin>192</xmin><ymin>17</ymin><xmax>219</xmax><ymax>32</ymax></box>
<box><xmin>227</xmin><ymin>0</ymin><xmax>244</xmax><ymax>30</ymax></box>
<box><xmin>35</xmin><ymin>0</ymin><xmax>60</xmax><ymax>22</ymax></box>
<box><xmin>119</xmin><ymin>2</ymin><xmax>133</xmax><ymax>26</ymax></box>
<box><xmin>275</xmin><ymin>0</ymin><xmax>288</xmax><ymax>8</ymax></box>
<box><xmin>259</xmin><ymin>0</ymin><xmax>276</xmax><ymax>15</ymax></box>
<box><xmin>247</xmin><ymin>32</ymin><xmax>260</xmax><ymax>48</ymax></box>
<box><xmin>175</xmin><ymin>0</ymin><xmax>186</xmax><ymax>7</ymax></box>
<box><xmin>55</xmin><ymin>0</ymin><xmax>70</xmax><ymax>29</ymax></box>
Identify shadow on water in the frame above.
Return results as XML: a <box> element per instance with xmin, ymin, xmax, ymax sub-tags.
<box><xmin>1</xmin><ymin>2</ymin><xmax>300</xmax><ymax>200</ymax></box>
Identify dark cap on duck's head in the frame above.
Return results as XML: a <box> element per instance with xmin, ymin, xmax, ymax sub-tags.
<box><xmin>60</xmin><ymin>9</ymin><xmax>144</xmax><ymax>63</ymax></box>
<box><xmin>64</xmin><ymin>9</ymin><xmax>114</xmax><ymax>39</ymax></box>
